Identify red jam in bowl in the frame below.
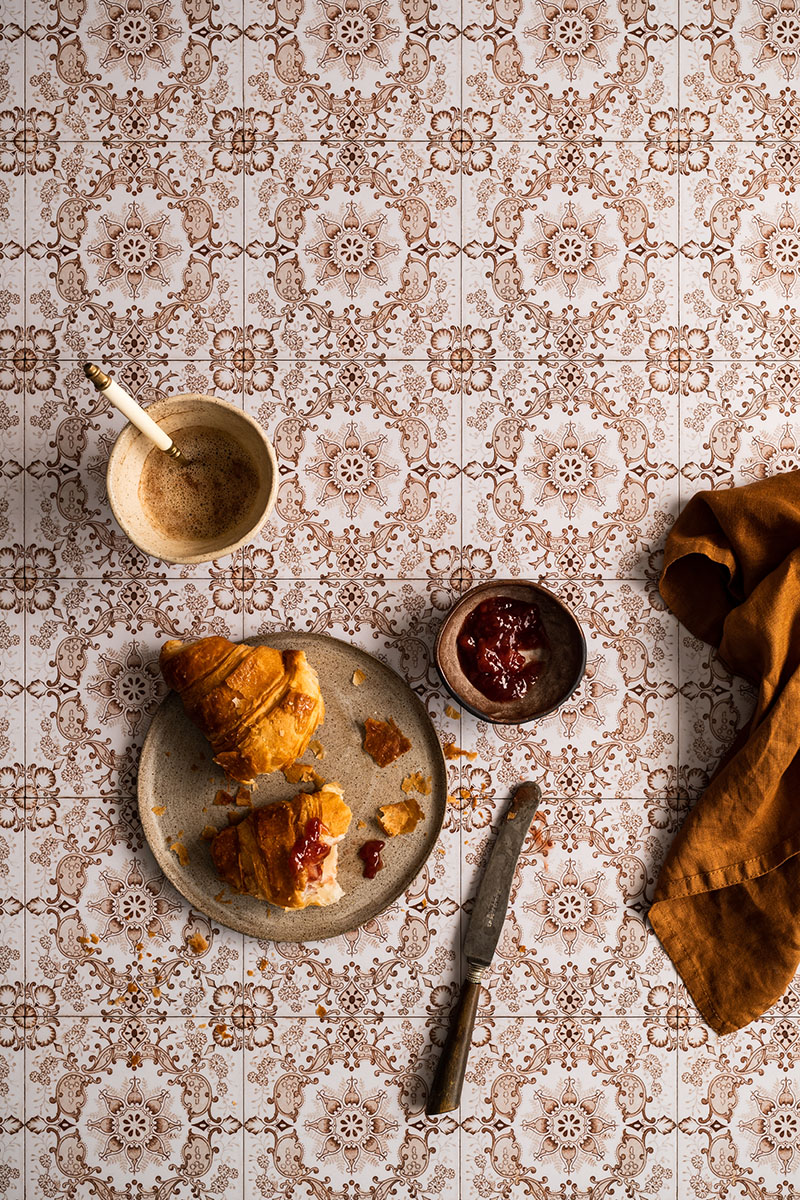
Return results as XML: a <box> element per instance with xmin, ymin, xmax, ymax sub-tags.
<box><xmin>456</xmin><ymin>596</ymin><xmax>548</xmax><ymax>703</ymax></box>
<box><xmin>358</xmin><ymin>839</ymin><xmax>385</xmax><ymax>879</ymax></box>
<box><xmin>288</xmin><ymin>817</ymin><xmax>331</xmax><ymax>883</ymax></box>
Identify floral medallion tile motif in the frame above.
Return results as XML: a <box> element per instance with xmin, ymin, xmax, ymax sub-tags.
<box><xmin>245</xmin><ymin>0</ymin><xmax>462</xmax><ymax>142</ymax></box>
<box><xmin>463</xmin><ymin>0</ymin><xmax>679</xmax><ymax>143</ymax></box>
<box><xmin>462</xmin><ymin>140</ymin><xmax>678</xmax><ymax>360</ymax></box>
<box><xmin>679</xmin><ymin>624</ymin><xmax>758</xmax><ymax>806</ymax></box>
<box><xmin>0</xmin><ymin>1</ymin><xmax>24</xmax><ymax>131</ymax></box>
<box><xmin>679</xmin><ymin>1019</ymin><xmax>800</xmax><ymax>1197</ymax></box>
<box><xmin>0</xmin><ymin>1039</ymin><xmax>23</xmax><ymax>1200</ymax></box>
<box><xmin>680</xmin><ymin>141</ymin><xmax>800</xmax><ymax>359</ymax></box>
<box><xmin>26</xmin><ymin>141</ymin><xmax>244</xmax><ymax>360</ymax></box>
<box><xmin>677</xmin><ymin>359</ymin><xmax>800</xmax><ymax>506</ymax></box>
<box><xmin>461</xmin><ymin>1016</ymin><xmax>677</xmax><ymax>1199</ymax></box>
<box><xmin>25</xmin><ymin>0</ymin><xmax>244</xmax><ymax>143</ymax></box>
<box><xmin>0</xmin><ymin>169</ymin><xmax>24</xmax><ymax>383</ymax></box>
<box><xmin>245</xmin><ymin>1018</ymin><xmax>458</xmax><ymax>1198</ymax></box>
<box><xmin>460</xmin><ymin>578</ymin><xmax>679</xmax><ymax>801</ymax></box>
<box><xmin>244</xmin><ymin>359</ymin><xmax>460</xmax><ymax>577</ymax></box>
<box><xmin>681</xmin><ymin>0</ymin><xmax>800</xmax><ymax>139</ymax></box>
<box><xmin>244</xmin><ymin>140</ymin><xmax>460</xmax><ymax>359</ymax></box>
<box><xmin>25</xmin><ymin>1016</ymin><xmax>243</xmax><ymax>1199</ymax></box>
<box><xmin>25</xmin><ymin>797</ymin><xmax>243</xmax><ymax>1017</ymax></box>
<box><xmin>462</xmin><ymin>360</ymin><xmax>677</xmax><ymax>580</ymax></box>
<box><xmin>462</xmin><ymin>794</ymin><xmax>675</xmax><ymax>1018</ymax></box>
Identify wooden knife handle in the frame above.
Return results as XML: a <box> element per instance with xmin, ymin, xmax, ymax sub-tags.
<box><xmin>426</xmin><ymin>972</ymin><xmax>482</xmax><ymax>1116</ymax></box>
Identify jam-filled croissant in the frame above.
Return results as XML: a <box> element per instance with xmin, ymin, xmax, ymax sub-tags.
<box><xmin>211</xmin><ymin>783</ymin><xmax>352</xmax><ymax>909</ymax></box>
<box><xmin>159</xmin><ymin>636</ymin><xmax>325</xmax><ymax>784</ymax></box>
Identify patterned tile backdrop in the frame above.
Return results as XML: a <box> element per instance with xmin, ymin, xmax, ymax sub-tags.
<box><xmin>2</xmin><ymin>0</ymin><xmax>800</xmax><ymax>1195</ymax></box>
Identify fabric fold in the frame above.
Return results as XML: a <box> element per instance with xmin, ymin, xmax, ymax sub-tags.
<box><xmin>649</xmin><ymin>470</ymin><xmax>800</xmax><ymax>1035</ymax></box>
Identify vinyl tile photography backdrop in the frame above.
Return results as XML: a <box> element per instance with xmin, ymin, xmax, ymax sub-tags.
<box><xmin>4</xmin><ymin>0</ymin><xmax>800</xmax><ymax>1197</ymax></box>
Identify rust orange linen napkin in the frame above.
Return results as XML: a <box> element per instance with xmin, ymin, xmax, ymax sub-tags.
<box><xmin>649</xmin><ymin>470</ymin><xmax>800</xmax><ymax>1035</ymax></box>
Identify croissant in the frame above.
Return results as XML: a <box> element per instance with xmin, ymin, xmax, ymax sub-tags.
<box><xmin>211</xmin><ymin>783</ymin><xmax>352</xmax><ymax>908</ymax></box>
<box><xmin>159</xmin><ymin>636</ymin><xmax>325</xmax><ymax>784</ymax></box>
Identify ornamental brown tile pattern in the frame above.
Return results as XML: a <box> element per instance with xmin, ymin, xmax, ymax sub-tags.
<box><xmin>1</xmin><ymin>0</ymin><xmax>800</xmax><ymax>1196</ymax></box>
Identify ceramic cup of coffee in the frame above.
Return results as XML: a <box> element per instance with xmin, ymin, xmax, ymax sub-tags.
<box><xmin>106</xmin><ymin>393</ymin><xmax>278</xmax><ymax>564</ymax></box>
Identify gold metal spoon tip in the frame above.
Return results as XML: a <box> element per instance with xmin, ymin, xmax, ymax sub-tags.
<box><xmin>84</xmin><ymin>362</ymin><xmax>111</xmax><ymax>390</ymax></box>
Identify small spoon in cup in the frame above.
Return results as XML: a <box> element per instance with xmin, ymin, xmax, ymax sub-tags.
<box><xmin>84</xmin><ymin>362</ymin><xmax>185</xmax><ymax>463</ymax></box>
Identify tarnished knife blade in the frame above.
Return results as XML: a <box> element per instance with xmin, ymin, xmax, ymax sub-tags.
<box><xmin>464</xmin><ymin>781</ymin><xmax>542</xmax><ymax>970</ymax></box>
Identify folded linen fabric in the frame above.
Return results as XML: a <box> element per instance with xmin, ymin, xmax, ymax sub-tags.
<box><xmin>649</xmin><ymin>470</ymin><xmax>800</xmax><ymax>1034</ymax></box>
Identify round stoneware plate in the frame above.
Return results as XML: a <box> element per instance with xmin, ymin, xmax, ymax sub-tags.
<box><xmin>138</xmin><ymin>632</ymin><xmax>447</xmax><ymax>941</ymax></box>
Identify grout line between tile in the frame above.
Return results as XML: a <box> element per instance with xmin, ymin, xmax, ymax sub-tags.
<box><xmin>681</xmin><ymin>11</ymin><xmax>686</xmax><ymax>1200</ymax></box>
<box><xmin>239</xmin><ymin>21</ymin><xmax>247</xmax><ymax>1149</ymax></box>
<box><xmin>43</xmin><ymin>137</ymin><xmax>800</xmax><ymax>146</ymax></box>
<box><xmin>22</xmin><ymin>1</ymin><xmax>27</xmax><ymax>1180</ymax></box>
<box><xmin>48</xmin><ymin>356</ymin><xmax>800</xmax><ymax>367</ymax></box>
<box><xmin>458</xmin><ymin>12</ymin><xmax>463</xmax><ymax>1187</ymax></box>
<box><xmin>14</xmin><ymin>575</ymin><xmax>662</xmax><ymax>582</ymax></box>
<box><xmin>25</xmin><ymin>1010</ymin><xmax>688</xmax><ymax>1023</ymax></box>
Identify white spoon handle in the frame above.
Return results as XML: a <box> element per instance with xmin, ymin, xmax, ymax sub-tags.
<box><xmin>84</xmin><ymin>363</ymin><xmax>182</xmax><ymax>459</ymax></box>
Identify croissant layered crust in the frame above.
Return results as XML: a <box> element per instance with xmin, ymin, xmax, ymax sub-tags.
<box><xmin>211</xmin><ymin>783</ymin><xmax>352</xmax><ymax>909</ymax></box>
<box><xmin>159</xmin><ymin>637</ymin><xmax>325</xmax><ymax>783</ymax></box>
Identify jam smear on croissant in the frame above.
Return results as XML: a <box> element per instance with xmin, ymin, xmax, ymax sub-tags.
<box><xmin>288</xmin><ymin>817</ymin><xmax>331</xmax><ymax>883</ymax></box>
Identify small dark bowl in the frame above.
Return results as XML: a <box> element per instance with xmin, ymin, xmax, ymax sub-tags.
<box><xmin>435</xmin><ymin>579</ymin><xmax>587</xmax><ymax>724</ymax></box>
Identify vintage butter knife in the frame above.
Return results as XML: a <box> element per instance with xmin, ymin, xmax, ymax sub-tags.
<box><xmin>426</xmin><ymin>780</ymin><xmax>542</xmax><ymax>1116</ymax></box>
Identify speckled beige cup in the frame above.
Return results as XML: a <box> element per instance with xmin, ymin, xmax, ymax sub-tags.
<box><xmin>106</xmin><ymin>393</ymin><xmax>277</xmax><ymax>565</ymax></box>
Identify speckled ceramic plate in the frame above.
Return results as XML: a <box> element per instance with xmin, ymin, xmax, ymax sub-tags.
<box><xmin>138</xmin><ymin>633</ymin><xmax>447</xmax><ymax>942</ymax></box>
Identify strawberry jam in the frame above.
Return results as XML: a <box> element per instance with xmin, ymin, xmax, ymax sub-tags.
<box><xmin>288</xmin><ymin>817</ymin><xmax>331</xmax><ymax>883</ymax></box>
<box><xmin>457</xmin><ymin>596</ymin><xmax>548</xmax><ymax>702</ymax></box>
<box><xmin>358</xmin><ymin>840</ymin><xmax>385</xmax><ymax>879</ymax></box>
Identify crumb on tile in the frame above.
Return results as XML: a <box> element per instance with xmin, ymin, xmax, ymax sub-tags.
<box><xmin>187</xmin><ymin>932</ymin><xmax>209</xmax><ymax>954</ymax></box>
<box><xmin>444</xmin><ymin>704</ymin><xmax>461</xmax><ymax>719</ymax></box>
<box><xmin>442</xmin><ymin>741</ymin><xmax>477</xmax><ymax>761</ymax></box>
